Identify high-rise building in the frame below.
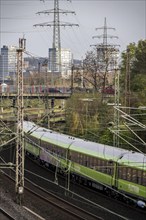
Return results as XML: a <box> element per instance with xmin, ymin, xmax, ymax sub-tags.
<box><xmin>48</xmin><ymin>48</ymin><xmax>58</xmax><ymax>73</ymax></box>
<box><xmin>0</xmin><ymin>45</ymin><xmax>17</xmax><ymax>82</ymax></box>
<box><xmin>48</xmin><ymin>47</ymin><xmax>72</xmax><ymax>78</ymax></box>
<box><xmin>61</xmin><ymin>48</ymin><xmax>72</xmax><ymax>78</ymax></box>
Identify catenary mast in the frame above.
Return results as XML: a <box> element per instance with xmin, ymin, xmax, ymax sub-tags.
<box><xmin>15</xmin><ymin>38</ymin><xmax>26</xmax><ymax>204</ymax></box>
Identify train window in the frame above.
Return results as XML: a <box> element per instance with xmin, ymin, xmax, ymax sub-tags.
<box><xmin>80</xmin><ymin>154</ymin><xmax>83</xmax><ymax>165</ymax></box>
<box><xmin>118</xmin><ymin>166</ymin><xmax>122</xmax><ymax>178</ymax></box>
<box><xmin>82</xmin><ymin>155</ymin><xmax>86</xmax><ymax>166</ymax></box>
<box><xmin>127</xmin><ymin>168</ymin><xmax>132</xmax><ymax>181</ymax></box>
<box><xmin>57</xmin><ymin>150</ymin><xmax>60</xmax><ymax>156</ymax></box>
<box><xmin>77</xmin><ymin>153</ymin><xmax>80</xmax><ymax>163</ymax></box>
<box><xmin>96</xmin><ymin>159</ymin><xmax>99</xmax><ymax>170</ymax></box>
<box><xmin>90</xmin><ymin>157</ymin><xmax>93</xmax><ymax>167</ymax></box>
<box><xmin>106</xmin><ymin>161</ymin><xmax>112</xmax><ymax>175</ymax></box>
<box><xmin>122</xmin><ymin>167</ymin><xmax>127</xmax><ymax>180</ymax></box>
<box><xmin>97</xmin><ymin>159</ymin><xmax>101</xmax><ymax>171</ymax></box>
<box><xmin>137</xmin><ymin>170</ymin><xmax>142</xmax><ymax>184</ymax></box>
<box><xmin>131</xmin><ymin>169</ymin><xmax>137</xmax><ymax>183</ymax></box>
<box><xmin>74</xmin><ymin>152</ymin><xmax>77</xmax><ymax>161</ymax></box>
<box><xmin>73</xmin><ymin>152</ymin><xmax>76</xmax><ymax>161</ymax></box>
<box><xmin>90</xmin><ymin>156</ymin><xmax>94</xmax><ymax>168</ymax></box>
<box><xmin>98</xmin><ymin>160</ymin><xmax>104</xmax><ymax>173</ymax></box>
<box><xmin>109</xmin><ymin>161</ymin><xmax>114</xmax><ymax>175</ymax></box>
<box><xmin>93</xmin><ymin>157</ymin><xmax>96</xmax><ymax>167</ymax></box>
<box><xmin>101</xmin><ymin>160</ymin><xmax>106</xmax><ymax>173</ymax></box>
<box><xmin>70</xmin><ymin>151</ymin><xmax>73</xmax><ymax>160</ymax></box>
<box><xmin>94</xmin><ymin>157</ymin><xmax>97</xmax><ymax>167</ymax></box>
<box><xmin>142</xmin><ymin>171</ymin><xmax>146</xmax><ymax>186</ymax></box>
<box><xmin>86</xmin><ymin>156</ymin><xmax>89</xmax><ymax>166</ymax></box>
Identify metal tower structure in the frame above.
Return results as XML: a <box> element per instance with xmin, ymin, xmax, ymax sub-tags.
<box><xmin>92</xmin><ymin>17</ymin><xmax>119</xmax><ymax>62</ymax></box>
<box><xmin>15</xmin><ymin>38</ymin><xmax>26</xmax><ymax>204</ymax></box>
<box><xmin>34</xmin><ymin>0</ymin><xmax>78</xmax><ymax>76</ymax></box>
<box><xmin>91</xmin><ymin>17</ymin><xmax>119</xmax><ymax>81</ymax></box>
<box><xmin>113</xmin><ymin>66</ymin><xmax>120</xmax><ymax>148</ymax></box>
<box><xmin>92</xmin><ymin>17</ymin><xmax>120</xmax><ymax>147</ymax></box>
<box><xmin>125</xmin><ymin>47</ymin><xmax>131</xmax><ymax>114</ymax></box>
<box><xmin>93</xmin><ymin>17</ymin><xmax>118</xmax><ymax>46</ymax></box>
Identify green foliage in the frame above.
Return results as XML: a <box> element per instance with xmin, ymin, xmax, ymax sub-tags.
<box><xmin>132</xmin><ymin>40</ymin><xmax>146</xmax><ymax>75</ymax></box>
<box><xmin>64</xmin><ymin>92</ymin><xmax>114</xmax><ymax>144</ymax></box>
<box><xmin>98</xmin><ymin>129</ymin><xmax>113</xmax><ymax>145</ymax></box>
<box><xmin>120</xmin><ymin>39</ymin><xmax>146</xmax><ymax>105</ymax></box>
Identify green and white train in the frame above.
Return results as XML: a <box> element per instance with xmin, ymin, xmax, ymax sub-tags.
<box><xmin>23</xmin><ymin>121</ymin><xmax>146</xmax><ymax>208</ymax></box>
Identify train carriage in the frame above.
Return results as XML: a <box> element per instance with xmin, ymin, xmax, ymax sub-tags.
<box><xmin>116</xmin><ymin>152</ymin><xmax>146</xmax><ymax>201</ymax></box>
<box><xmin>23</xmin><ymin>121</ymin><xmax>146</xmax><ymax>207</ymax></box>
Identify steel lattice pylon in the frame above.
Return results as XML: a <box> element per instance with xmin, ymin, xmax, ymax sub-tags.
<box><xmin>34</xmin><ymin>0</ymin><xmax>78</xmax><ymax>75</ymax></box>
<box><xmin>53</xmin><ymin>0</ymin><xmax>61</xmax><ymax>73</ymax></box>
<box><xmin>15</xmin><ymin>38</ymin><xmax>26</xmax><ymax>204</ymax></box>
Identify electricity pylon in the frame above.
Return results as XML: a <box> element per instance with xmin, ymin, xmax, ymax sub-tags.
<box><xmin>15</xmin><ymin>38</ymin><xmax>26</xmax><ymax>204</ymax></box>
<box><xmin>93</xmin><ymin>17</ymin><xmax>118</xmax><ymax>46</ymax></box>
<box><xmin>92</xmin><ymin>17</ymin><xmax>120</xmax><ymax>147</ymax></box>
<box><xmin>92</xmin><ymin>17</ymin><xmax>119</xmax><ymax>70</ymax></box>
<box><xmin>34</xmin><ymin>0</ymin><xmax>78</xmax><ymax>75</ymax></box>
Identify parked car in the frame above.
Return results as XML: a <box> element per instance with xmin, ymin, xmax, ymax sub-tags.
<box><xmin>41</xmin><ymin>88</ymin><xmax>62</xmax><ymax>93</ymax></box>
<box><xmin>102</xmin><ymin>86</ymin><xmax>115</xmax><ymax>95</ymax></box>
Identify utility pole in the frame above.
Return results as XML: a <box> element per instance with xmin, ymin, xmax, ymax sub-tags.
<box><xmin>34</xmin><ymin>0</ymin><xmax>78</xmax><ymax>82</ymax></box>
<box><xmin>113</xmin><ymin>65</ymin><xmax>120</xmax><ymax>148</ymax></box>
<box><xmin>15</xmin><ymin>38</ymin><xmax>26</xmax><ymax>204</ymax></box>
<box><xmin>71</xmin><ymin>64</ymin><xmax>74</xmax><ymax>93</ymax></box>
<box><xmin>125</xmin><ymin>47</ymin><xmax>131</xmax><ymax>114</ymax></box>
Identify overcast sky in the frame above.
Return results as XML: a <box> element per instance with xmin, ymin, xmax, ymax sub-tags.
<box><xmin>0</xmin><ymin>0</ymin><xmax>146</xmax><ymax>59</ymax></box>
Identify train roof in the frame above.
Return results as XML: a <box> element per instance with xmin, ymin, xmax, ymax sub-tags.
<box><xmin>23</xmin><ymin>121</ymin><xmax>146</xmax><ymax>170</ymax></box>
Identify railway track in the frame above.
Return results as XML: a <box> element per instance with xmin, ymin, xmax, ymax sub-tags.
<box><xmin>1</xmin><ymin>153</ymin><xmax>146</xmax><ymax>220</ymax></box>
<box><xmin>24</xmin><ymin>157</ymin><xmax>146</xmax><ymax>220</ymax></box>
<box><xmin>0</xmin><ymin>207</ymin><xmax>16</xmax><ymax>220</ymax></box>
<box><xmin>1</xmin><ymin>171</ymin><xmax>103</xmax><ymax>220</ymax></box>
<box><xmin>25</xmin><ymin>179</ymin><xmax>103</xmax><ymax>220</ymax></box>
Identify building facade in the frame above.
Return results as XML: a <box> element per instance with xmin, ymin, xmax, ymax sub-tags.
<box><xmin>61</xmin><ymin>48</ymin><xmax>72</xmax><ymax>78</ymax></box>
<box><xmin>48</xmin><ymin>47</ymin><xmax>72</xmax><ymax>78</ymax></box>
<box><xmin>0</xmin><ymin>45</ymin><xmax>17</xmax><ymax>82</ymax></box>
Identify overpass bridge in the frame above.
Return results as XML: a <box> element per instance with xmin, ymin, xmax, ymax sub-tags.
<box><xmin>0</xmin><ymin>92</ymin><xmax>71</xmax><ymax>99</ymax></box>
<box><xmin>0</xmin><ymin>85</ymin><xmax>71</xmax><ymax>99</ymax></box>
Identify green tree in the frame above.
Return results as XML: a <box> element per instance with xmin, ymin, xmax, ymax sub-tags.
<box><xmin>120</xmin><ymin>40</ymin><xmax>146</xmax><ymax>105</ymax></box>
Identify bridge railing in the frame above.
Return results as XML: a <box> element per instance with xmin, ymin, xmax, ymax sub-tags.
<box><xmin>0</xmin><ymin>85</ymin><xmax>71</xmax><ymax>94</ymax></box>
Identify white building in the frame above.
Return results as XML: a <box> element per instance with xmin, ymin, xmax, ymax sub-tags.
<box><xmin>48</xmin><ymin>47</ymin><xmax>73</xmax><ymax>78</ymax></box>
<box><xmin>0</xmin><ymin>45</ymin><xmax>17</xmax><ymax>82</ymax></box>
<box><xmin>61</xmin><ymin>48</ymin><xmax>72</xmax><ymax>78</ymax></box>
